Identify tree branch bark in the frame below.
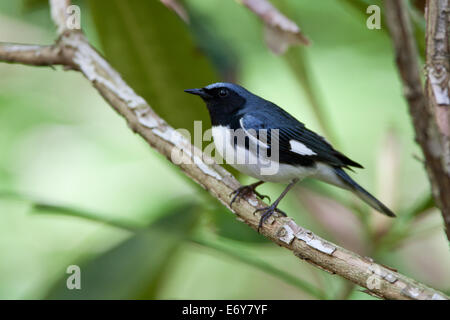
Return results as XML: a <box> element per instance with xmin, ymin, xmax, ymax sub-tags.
<box><xmin>384</xmin><ymin>0</ymin><xmax>450</xmax><ymax>241</ymax></box>
<box><xmin>424</xmin><ymin>0</ymin><xmax>450</xmax><ymax>239</ymax></box>
<box><xmin>241</xmin><ymin>0</ymin><xmax>310</xmax><ymax>55</ymax></box>
<box><xmin>0</xmin><ymin>0</ymin><xmax>447</xmax><ymax>300</ymax></box>
<box><xmin>0</xmin><ymin>43</ymin><xmax>66</xmax><ymax>66</ymax></box>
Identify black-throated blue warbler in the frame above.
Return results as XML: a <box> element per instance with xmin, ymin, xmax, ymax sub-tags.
<box><xmin>185</xmin><ymin>82</ymin><xmax>395</xmax><ymax>231</ymax></box>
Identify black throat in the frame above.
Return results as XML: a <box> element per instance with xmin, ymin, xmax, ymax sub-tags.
<box><xmin>207</xmin><ymin>105</ymin><xmax>242</xmax><ymax>127</ymax></box>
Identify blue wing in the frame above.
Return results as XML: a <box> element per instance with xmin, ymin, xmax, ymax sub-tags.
<box><xmin>239</xmin><ymin>112</ymin><xmax>363</xmax><ymax>169</ymax></box>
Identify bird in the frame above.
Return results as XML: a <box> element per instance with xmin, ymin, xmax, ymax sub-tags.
<box><xmin>185</xmin><ymin>82</ymin><xmax>395</xmax><ymax>231</ymax></box>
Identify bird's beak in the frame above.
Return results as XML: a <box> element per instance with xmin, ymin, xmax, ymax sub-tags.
<box><xmin>184</xmin><ymin>88</ymin><xmax>210</xmax><ymax>99</ymax></box>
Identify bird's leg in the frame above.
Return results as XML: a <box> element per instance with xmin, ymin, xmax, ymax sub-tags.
<box><xmin>255</xmin><ymin>178</ymin><xmax>299</xmax><ymax>232</ymax></box>
<box><xmin>229</xmin><ymin>181</ymin><xmax>270</xmax><ymax>207</ymax></box>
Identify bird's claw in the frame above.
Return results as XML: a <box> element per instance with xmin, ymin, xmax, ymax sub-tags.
<box><xmin>229</xmin><ymin>185</ymin><xmax>270</xmax><ymax>207</ymax></box>
<box><xmin>229</xmin><ymin>186</ymin><xmax>249</xmax><ymax>207</ymax></box>
<box><xmin>254</xmin><ymin>206</ymin><xmax>287</xmax><ymax>232</ymax></box>
<box><xmin>254</xmin><ymin>191</ymin><xmax>271</xmax><ymax>203</ymax></box>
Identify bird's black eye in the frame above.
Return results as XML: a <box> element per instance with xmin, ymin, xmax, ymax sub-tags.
<box><xmin>218</xmin><ymin>88</ymin><xmax>229</xmax><ymax>98</ymax></box>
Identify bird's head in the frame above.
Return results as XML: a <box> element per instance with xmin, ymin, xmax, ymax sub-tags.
<box><xmin>184</xmin><ymin>82</ymin><xmax>249</xmax><ymax>117</ymax></box>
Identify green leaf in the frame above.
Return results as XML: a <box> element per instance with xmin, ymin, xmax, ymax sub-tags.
<box><xmin>404</xmin><ymin>193</ymin><xmax>435</xmax><ymax>220</ymax></box>
<box><xmin>5</xmin><ymin>192</ymin><xmax>325</xmax><ymax>298</ymax></box>
<box><xmin>207</xmin><ymin>204</ymin><xmax>269</xmax><ymax>243</ymax></box>
<box><xmin>45</xmin><ymin>202</ymin><xmax>199</xmax><ymax>299</ymax></box>
<box><xmin>284</xmin><ymin>46</ymin><xmax>338</xmax><ymax>144</ymax></box>
<box><xmin>0</xmin><ymin>191</ymin><xmax>144</xmax><ymax>230</ymax></box>
<box><xmin>374</xmin><ymin>194</ymin><xmax>435</xmax><ymax>251</ymax></box>
<box><xmin>22</xmin><ymin>0</ymin><xmax>47</xmax><ymax>10</ymax></box>
<box><xmin>192</xmin><ymin>236</ymin><xmax>326</xmax><ymax>299</ymax></box>
<box><xmin>186</xmin><ymin>5</ymin><xmax>239</xmax><ymax>81</ymax></box>
<box><xmin>32</xmin><ymin>203</ymin><xmax>143</xmax><ymax>231</ymax></box>
<box><xmin>88</xmin><ymin>0</ymin><xmax>217</xmax><ymax>137</ymax></box>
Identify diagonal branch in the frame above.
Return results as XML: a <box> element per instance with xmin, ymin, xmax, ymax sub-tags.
<box><xmin>240</xmin><ymin>0</ymin><xmax>309</xmax><ymax>54</ymax></box>
<box><xmin>384</xmin><ymin>0</ymin><xmax>450</xmax><ymax>241</ymax></box>
<box><xmin>0</xmin><ymin>0</ymin><xmax>447</xmax><ymax>300</ymax></box>
<box><xmin>50</xmin><ymin>0</ymin><xmax>71</xmax><ymax>35</ymax></box>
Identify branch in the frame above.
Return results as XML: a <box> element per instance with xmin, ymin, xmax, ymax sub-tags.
<box><xmin>384</xmin><ymin>0</ymin><xmax>450</xmax><ymax>241</ymax></box>
<box><xmin>240</xmin><ymin>0</ymin><xmax>309</xmax><ymax>54</ymax></box>
<box><xmin>50</xmin><ymin>0</ymin><xmax>71</xmax><ymax>35</ymax></box>
<box><xmin>424</xmin><ymin>0</ymin><xmax>450</xmax><ymax>239</ymax></box>
<box><xmin>0</xmin><ymin>0</ymin><xmax>447</xmax><ymax>300</ymax></box>
<box><xmin>0</xmin><ymin>43</ymin><xmax>66</xmax><ymax>66</ymax></box>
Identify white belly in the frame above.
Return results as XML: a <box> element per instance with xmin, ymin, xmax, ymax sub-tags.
<box><xmin>211</xmin><ymin>126</ymin><xmax>318</xmax><ymax>183</ymax></box>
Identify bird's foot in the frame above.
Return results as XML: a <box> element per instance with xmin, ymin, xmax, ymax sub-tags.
<box><xmin>229</xmin><ymin>185</ymin><xmax>270</xmax><ymax>207</ymax></box>
<box><xmin>254</xmin><ymin>205</ymin><xmax>287</xmax><ymax>232</ymax></box>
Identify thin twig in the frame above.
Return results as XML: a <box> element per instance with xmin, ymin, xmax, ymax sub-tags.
<box><xmin>0</xmin><ymin>43</ymin><xmax>66</xmax><ymax>66</ymax></box>
<box><xmin>240</xmin><ymin>0</ymin><xmax>309</xmax><ymax>54</ymax></box>
<box><xmin>50</xmin><ymin>0</ymin><xmax>71</xmax><ymax>35</ymax></box>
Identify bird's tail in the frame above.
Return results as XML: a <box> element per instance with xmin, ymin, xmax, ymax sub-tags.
<box><xmin>334</xmin><ymin>167</ymin><xmax>396</xmax><ymax>217</ymax></box>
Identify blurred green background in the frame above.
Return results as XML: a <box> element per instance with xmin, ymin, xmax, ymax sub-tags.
<box><xmin>0</xmin><ymin>0</ymin><xmax>448</xmax><ymax>299</ymax></box>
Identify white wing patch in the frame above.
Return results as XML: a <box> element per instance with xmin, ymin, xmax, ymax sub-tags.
<box><xmin>289</xmin><ymin>140</ymin><xmax>317</xmax><ymax>156</ymax></box>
